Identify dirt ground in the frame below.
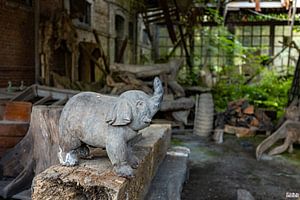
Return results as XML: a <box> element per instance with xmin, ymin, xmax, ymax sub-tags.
<box><xmin>172</xmin><ymin>133</ymin><xmax>300</xmax><ymax>200</ymax></box>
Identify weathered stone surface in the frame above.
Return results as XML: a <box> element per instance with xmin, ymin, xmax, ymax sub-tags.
<box><xmin>32</xmin><ymin>124</ymin><xmax>171</xmax><ymax>200</ymax></box>
<box><xmin>145</xmin><ymin>146</ymin><xmax>190</xmax><ymax>200</ymax></box>
<box><xmin>237</xmin><ymin>189</ymin><xmax>255</xmax><ymax>200</ymax></box>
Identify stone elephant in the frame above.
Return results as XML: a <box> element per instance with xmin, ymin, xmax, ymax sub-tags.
<box><xmin>58</xmin><ymin>77</ymin><xmax>163</xmax><ymax>178</ymax></box>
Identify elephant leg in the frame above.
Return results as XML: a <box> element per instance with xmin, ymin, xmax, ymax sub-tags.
<box><xmin>127</xmin><ymin>145</ymin><xmax>139</xmax><ymax>169</ymax></box>
<box><xmin>75</xmin><ymin>145</ymin><xmax>90</xmax><ymax>158</ymax></box>
<box><xmin>58</xmin><ymin>131</ymin><xmax>82</xmax><ymax>166</ymax></box>
<box><xmin>106</xmin><ymin>127</ymin><xmax>134</xmax><ymax>178</ymax></box>
<box><xmin>268</xmin><ymin>134</ymin><xmax>292</xmax><ymax>156</ymax></box>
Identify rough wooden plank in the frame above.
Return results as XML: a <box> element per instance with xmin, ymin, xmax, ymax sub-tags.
<box><xmin>10</xmin><ymin>85</ymin><xmax>37</xmax><ymax>102</ymax></box>
<box><xmin>0</xmin><ymin>137</ymin><xmax>23</xmax><ymax>148</ymax></box>
<box><xmin>0</xmin><ymin>122</ymin><xmax>29</xmax><ymax>136</ymax></box>
<box><xmin>33</xmin><ymin>95</ymin><xmax>52</xmax><ymax>105</ymax></box>
<box><xmin>3</xmin><ymin>101</ymin><xmax>32</xmax><ymax>122</ymax></box>
<box><xmin>51</xmin><ymin>97</ymin><xmax>68</xmax><ymax>106</ymax></box>
<box><xmin>36</xmin><ymin>85</ymin><xmax>78</xmax><ymax>100</ymax></box>
<box><xmin>32</xmin><ymin>124</ymin><xmax>171</xmax><ymax>200</ymax></box>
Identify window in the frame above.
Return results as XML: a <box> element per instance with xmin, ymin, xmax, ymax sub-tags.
<box><xmin>70</xmin><ymin>0</ymin><xmax>91</xmax><ymax>26</ymax></box>
<box><xmin>115</xmin><ymin>15</ymin><xmax>125</xmax><ymax>62</ymax></box>
<box><xmin>129</xmin><ymin>22</ymin><xmax>134</xmax><ymax>41</ymax></box>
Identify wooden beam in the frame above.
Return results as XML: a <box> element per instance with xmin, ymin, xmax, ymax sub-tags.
<box><xmin>173</xmin><ymin>0</ymin><xmax>192</xmax><ymax>69</ymax></box>
<box><xmin>79</xmin><ymin>43</ymin><xmax>107</xmax><ymax>76</ymax></box>
<box><xmin>34</xmin><ymin>0</ymin><xmax>40</xmax><ymax>83</ymax></box>
<box><xmin>159</xmin><ymin>0</ymin><xmax>177</xmax><ymax>44</ymax></box>
<box><xmin>116</xmin><ymin>37</ymin><xmax>128</xmax><ymax>63</ymax></box>
<box><xmin>92</xmin><ymin>30</ymin><xmax>110</xmax><ymax>74</ymax></box>
<box><xmin>33</xmin><ymin>95</ymin><xmax>52</xmax><ymax>105</ymax></box>
<box><xmin>36</xmin><ymin>85</ymin><xmax>78</xmax><ymax>100</ymax></box>
<box><xmin>51</xmin><ymin>97</ymin><xmax>68</xmax><ymax>106</ymax></box>
<box><xmin>10</xmin><ymin>85</ymin><xmax>37</xmax><ymax>102</ymax></box>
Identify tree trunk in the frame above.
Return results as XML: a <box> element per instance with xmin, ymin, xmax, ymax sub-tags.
<box><xmin>0</xmin><ymin>106</ymin><xmax>62</xmax><ymax>198</ymax></box>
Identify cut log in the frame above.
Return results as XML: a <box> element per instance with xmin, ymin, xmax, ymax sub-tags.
<box><xmin>32</xmin><ymin>124</ymin><xmax>171</xmax><ymax>200</ymax></box>
<box><xmin>224</xmin><ymin>125</ymin><xmax>255</xmax><ymax>137</ymax></box>
<box><xmin>0</xmin><ymin>106</ymin><xmax>62</xmax><ymax>198</ymax></box>
<box><xmin>243</xmin><ymin>105</ymin><xmax>254</xmax><ymax>115</ymax></box>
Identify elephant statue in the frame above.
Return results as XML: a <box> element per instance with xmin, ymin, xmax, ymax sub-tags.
<box><xmin>58</xmin><ymin>77</ymin><xmax>164</xmax><ymax>178</ymax></box>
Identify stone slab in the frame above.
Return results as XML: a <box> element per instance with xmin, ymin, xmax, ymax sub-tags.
<box><xmin>145</xmin><ymin>146</ymin><xmax>190</xmax><ymax>200</ymax></box>
<box><xmin>32</xmin><ymin>124</ymin><xmax>171</xmax><ymax>200</ymax></box>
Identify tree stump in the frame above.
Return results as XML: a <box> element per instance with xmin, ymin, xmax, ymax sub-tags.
<box><xmin>0</xmin><ymin>106</ymin><xmax>62</xmax><ymax>198</ymax></box>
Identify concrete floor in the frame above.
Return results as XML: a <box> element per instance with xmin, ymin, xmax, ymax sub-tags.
<box><xmin>172</xmin><ymin>133</ymin><xmax>300</xmax><ymax>200</ymax></box>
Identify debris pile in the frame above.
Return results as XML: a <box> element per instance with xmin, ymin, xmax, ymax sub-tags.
<box><xmin>218</xmin><ymin>99</ymin><xmax>274</xmax><ymax>137</ymax></box>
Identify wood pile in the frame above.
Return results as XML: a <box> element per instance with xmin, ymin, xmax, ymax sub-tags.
<box><xmin>218</xmin><ymin>99</ymin><xmax>274</xmax><ymax>137</ymax></box>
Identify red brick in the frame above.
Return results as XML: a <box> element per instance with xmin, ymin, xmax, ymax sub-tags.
<box><xmin>0</xmin><ymin>2</ymin><xmax>35</xmax><ymax>87</ymax></box>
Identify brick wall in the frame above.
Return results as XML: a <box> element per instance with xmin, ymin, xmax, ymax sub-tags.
<box><xmin>0</xmin><ymin>0</ymin><xmax>35</xmax><ymax>88</ymax></box>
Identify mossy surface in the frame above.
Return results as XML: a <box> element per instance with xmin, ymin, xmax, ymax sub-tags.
<box><xmin>195</xmin><ymin>146</ymin><xmax>222</xmax><ymax>157</ymax></box>
<box><xmin>279</xmin><ymin>147</ymin><xmax>300</xmax><ymax>168</ymax></box>
<box><xmin>171</xmin><ymin>138</ymin><xmax>184</xmax><ymax>146</ymax></box>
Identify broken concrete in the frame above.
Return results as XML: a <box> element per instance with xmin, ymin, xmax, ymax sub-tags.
<box><xmin>32</xmin><ymin>124</ymin><xmax>171</xmax><ymax>200</ymax></box>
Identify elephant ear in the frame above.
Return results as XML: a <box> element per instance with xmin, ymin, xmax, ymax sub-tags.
<box><xmin>105</xmin><ymin>99</ymin><xmax>132</xmax><ymax>126</ymax></box>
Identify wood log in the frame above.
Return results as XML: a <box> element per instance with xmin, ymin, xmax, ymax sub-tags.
<box><xmin>0</xmin><ymin>106</ymin><xmax>62</xmax><ymax>198</ymax></box>
<box><xmin>32</xmin><ymin>124</ymin><xmax>171</xmax><ymax>200</ymax></box>
<box><xmin>110</xmin><ymin>59</ymin><xmax>183</xmax><ymax>79</ymax></box>
<box><xmin>224</xmin><ymin>125</ymin><xmax>255</xmax><ymax>138</ymax></box>
<box><xmin>168</xmin><ymin>80</ymin><xmax>185</xmax><ymax>98</ymax></box>
<box><xmin>243</xmin><ymin>105</ymin><xmax>254</xmax><ymax>115</ymax></box>
<box><xmin>160</xmin><ymin>97</ymin><xmax>194</xmax><ymax>112</ymax></box>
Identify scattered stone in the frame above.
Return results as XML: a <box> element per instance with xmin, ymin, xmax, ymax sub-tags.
<box><xmin>237</xmin><ymin>189</ymin><xmax>255</xmax><ymax>200</ymax></box>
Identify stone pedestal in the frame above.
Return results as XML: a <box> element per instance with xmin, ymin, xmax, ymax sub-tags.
<box><xmin>32</xmin><ymin>124</ymin><xmax>171</xmax><ymax>200</ymax></box>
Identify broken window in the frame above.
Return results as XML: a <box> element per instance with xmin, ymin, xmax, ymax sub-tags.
<box><xmin>69</xmin><ymin>0</ymin><xmax>91</xmax><ymax>26</ymax></box>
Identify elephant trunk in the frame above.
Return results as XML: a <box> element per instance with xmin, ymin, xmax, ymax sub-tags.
<box><xmin>256</xmin><ymin>132</ymin><xmax>283</xmax><ymax>160</ymax></box>
<box><xmin>256</xmin><ymin>120</ymin><xmax>295</xmax><ymax>160</ymax></box>
<box><xmin>150</xmin><ymin>77</ymin><xmax>164</xmax><ymax>116</ymax></box>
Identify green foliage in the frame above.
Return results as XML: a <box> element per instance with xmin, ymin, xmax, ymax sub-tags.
<box><xmin>174</xmin><ymin>8</ymin><xmax>293</xmax><ymax>119</ymax></box>
<box><xmin>213</xmin><ymin>70</ymin><xmax>292</xmax><ymax>118</ymax></box>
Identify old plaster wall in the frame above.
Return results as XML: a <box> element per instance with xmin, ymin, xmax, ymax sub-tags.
<box><xmin>0</xmin><ymin>0</ymin><xmax>35</xmax><ymax>87</ymax></box>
